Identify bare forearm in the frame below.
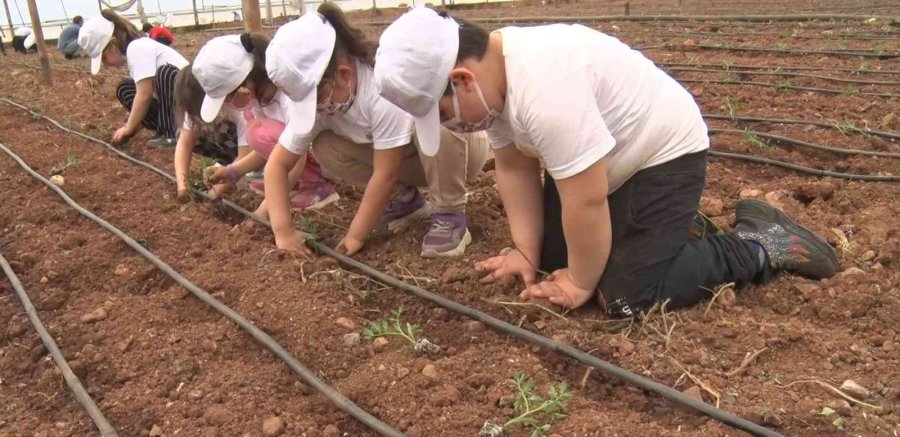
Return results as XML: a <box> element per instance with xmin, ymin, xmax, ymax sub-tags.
<box><xmin>126</xmin><ymin>91</ymin><xmax>152</xmax><ymax>133</ymax></box>
<box><xmin>496</xmin><ymin>159</ymin><xmax>544</xmax><ymax>264</ymax></box>
<box><xmin>174</xmin><ymin>129</ymin><xmax>198</xmax><ymax>190</ymax></box>
<box><xmin>230</xmin><ymin>151</ymin><xmax>267</xmax><ymax>175</ymax></box>
<box><xmin>265</xmin><ymin>147</ymin><xmax>304</xmax><ymax>234</ymax></box>
<box><xmin>562</xmin><ymin>200</ymin><xmax>611</xmax><ymax>290</ymax></box>
<box><xmin>349</xmin><ymin>172</ymin><xmax>395</xmax><ymax>239</ymax></box>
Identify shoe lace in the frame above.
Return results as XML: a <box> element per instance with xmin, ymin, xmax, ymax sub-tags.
<box><xmin>429</xmin><ymin>218</ymin><xmax>456</xmax><ymax>236</ymax></box>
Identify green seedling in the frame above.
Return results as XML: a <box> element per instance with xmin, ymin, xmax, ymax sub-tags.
<box><xmin>50</xmin><ymin>154</ymin><xmax>80</xmax><ymax>176</ymax></box>
<box><xmin>27</xmin><ymin>105</ymin><xmax>42</xmax><ymax>120</ymax></box>
<box><xmin>775</xmin><ymin>43</ymin><xmax>790</xmax><ymax>53</ymax></box>
<box><xmin>721</xmin><ymin>60</ymin><xmax>734</xmax><ymax>71</ymax></box>
<box><xmin>299</xmin><ymin>215</ymin><xmax>318</xmax><ymax>239</ymax></box>
<box><xmin>742</xmin><ymin>130</ymin><xmax>771</xmax><ymax>151</ymax></box>
<box><xmin>188</xmin><ymin>157</ymin><xmax>215</xmax><ymax>193</ymax></box>
<box><xmin>841</xmin><ymin>86</ymin><xmax>860</xmax><ymax>96</ymax></box>
<box><xmin>362</xmin><ymin>305</ymin><xmax>439</xmax><ymax>355</ymax></box>
<box><xmin>479</xmin><ymin>374</ymin><xmax>573</xmax><ymax>437</ymax></box>
<box><xmin>820</xmin><ymin>406</ymin><xmax>845</xmax><ymax>429</ymax></box>
<box><xmin>837</xmin><ymin>120</ymin><xmax>866</xmax><ymax>136</ymax></box>
<box><xmin>774</xmin><ymin>81</ymin><xmax>792</xmax><ymax>91</ymax></box>
<box><xmin>726</xmin><ymin>73</ymin><xmax>741</xmax><ymax>83</ymax></box>
<box><xmin>721</xmin><ymin>97</ymin><xmax>742</xmax><ymax>120</ymax></box>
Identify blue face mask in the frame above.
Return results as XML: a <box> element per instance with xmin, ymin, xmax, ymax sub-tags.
<box><xmin>441</xmin><ymin>80</ymin><xmax>500</xmax><ymax>133</ymax></box>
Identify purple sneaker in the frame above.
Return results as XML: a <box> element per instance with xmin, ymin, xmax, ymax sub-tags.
<box><xmin>379</xmin><ymin>187</ymin><xmax>431</xmax><ymax>232</ymax></box>
<box><xmin>421</xmin><ymin>213</ymin><xmax>472</xmax><ymax>258</ymax></box>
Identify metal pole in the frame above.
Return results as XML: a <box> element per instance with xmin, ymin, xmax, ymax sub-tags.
<box><xmin>58</xmin><ymin>0</ymin><xmax>68</xmax><ymax>21</ymax></box>
<box><xmin>12</xmin><ymin>0</ymin><xmax>24</xmax><ymax>24</ymax></box>
<box><xmin>3</xmin><ymin>0</ymin><xmax>15</xmax><ymax>36</ymax></box>
<box><xmin>191</xmin><ymin>0</ymin><xmax>199</xmax><ymax>26</ymax></box>
<box><xmin>243</xmin><ymin>0</ymin><xmax>261</xmax><ymax>32</ymax></box>
<box><xmin>265</xmin><ymin>0</ymin><xmax>272</xmax><ymax>24</ymax></box>
<box><xmin>24</xmin><ymin>0</ymin><xmax>51</xmax><ymax>85</ymax></box>
<box><xmin>281</xmin><ymin>0</ymin><xmax>286</xmax><ymax>19</ymax></box>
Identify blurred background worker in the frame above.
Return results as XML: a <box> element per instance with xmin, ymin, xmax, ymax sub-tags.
<box><xmin>143</xmin><ymin>22</ymin><xmax>175</xmax><ymax>46</ymax></box>
<box><xmin>58</xmin><ymin>16</ymin><xmax>85</xmax><ymax>59</ymax></box>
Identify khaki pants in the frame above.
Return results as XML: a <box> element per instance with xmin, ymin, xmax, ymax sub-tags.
<box><xmin>311</xmin><ymin>127</ymin><xmax>490</xmax><ymax>213</ymax></box>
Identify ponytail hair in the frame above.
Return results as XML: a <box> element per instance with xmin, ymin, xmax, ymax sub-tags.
<box><xmin>317</xmin><ymin>2</ymin><xmax>375</xmax><ymax>78</ymax></box>
<box><xmin>101</xmin><ymin>9</ymin><xmax>142</xmax><ymax>53</ymax></box>
<box><xmin>175</xmin><ymin>63</ymin><xmax>205</xmax><ymax>129</ymax></box>
<box><xmin>239</xmin><ymin>32</ymin><xmax>278</xmax><ymax>106</ymax></box>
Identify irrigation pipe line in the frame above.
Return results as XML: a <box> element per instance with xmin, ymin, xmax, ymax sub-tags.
<box><xmin>666</xmin><ymin>66</ymin><xmax>900</xmax><ymax>85</ymax></box>
<box><xmin>677</xmin><ymin>78</ymin><xmax>900</xmax><ymax>98</ymax></box>
<box><xmin>652</xmin><ymin>30</ymin><xmax>900</xmax><ymax>41</ymax></box>
<box><xmin>0</xmin><ymin>102</ymin><xmax>786</xmax><ymax>437</ymax></box>
<box><xmin>0</xmin><ymin>144</ymin><xmax>404</xmax><ymax>437</ymax></box>
<box><xmin>363</xmin><ymin>14</ymin><xmax>898</xmax><ymax>26</ymax></box>
<box><xmin>708</xmin><ymin>150</ymin><xmax>900</xmax><ymax>181</ymax></box>
<box><xmin>660</xmin><ymin>62</ymin><xmax>900</xmax><ymax>75</ymax></box>
<box><xmin>709</xmin><ymin>128</ymin><xmax>900</xmax><ymax>158</ymax></box>
<box><xmin>704</xmin><ymin>114</ymin><xmax>900</xmax><ymax>141</ymax></box>
<box><xmin>666</xmin><ymin>43</ymin><xmax>900</xmax><ymax>58</ymax></box>
<box><xmin>0</xmin><ymin>253</ymin><xmax>119</xmax><ymax>437</ymax></box>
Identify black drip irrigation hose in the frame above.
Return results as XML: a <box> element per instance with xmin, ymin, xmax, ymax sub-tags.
<box><xmin>0</xmin><ymin>252</ymin><xmax>119</xmax><ymax>437</ymax></box>
<box><xmin>677</xmin><ymin>78</ymin><xmax>900</xmax><ymax>98</ymax></box>
<box><xmin>708</xmin><ymin>150</ymin><xmax>900</xmax><ymax>181</ymax></box>
<box><xmin>704</xmin><ymin>114</ymin><xmax>900</xmax><ymax>141</ymax></box>
<box><xmin>666</xmin><ymin>66</ymin><xmax>900</xmax><ymax>86</ymax></box>
<box><xmin>709</xmin><ymin>128</ymin><xmax>900</xmax><ymax>159</ymax></box>
<box><xmin>660</xmin><ymin>62</ymin><xmax>900</xmax><ymax>75</ymax></box>
<box><xmin>0</xmin><ymin>101</ymin><xmax>786</xmax><ymax>436</ymax></box>
<box><xmin>668</xmin><ymin>43</ymin><xmax>900</xmax><ymax>58</ymax></box>
<box><xmin>364</xmin><ymin>14</ymin><xmax>897</xmax><ymax>26</ymax></box>
<box><xmin>0</xmin><ymin>143</ymin><xmax>404</xmax><ymax>437</ymax></box>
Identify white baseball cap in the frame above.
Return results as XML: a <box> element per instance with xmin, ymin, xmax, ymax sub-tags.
<box><xmin>266</xmin><ymin>12</ymin><xmax>336</xmax><ymax>135</ymax></box>
<box><xmin>192</xmin><ymin>35</ymin><xmax>256</xmax><ymax>123</ymax></box>
<box><xmin>77</xmin><ymin>16</ymin><xmax>115</xmax><ymax>75</ymax></box>
<box><xmin>374</xmin><ymin>7</ymin><xmax>459</xmax><ymax>156</ymax></box>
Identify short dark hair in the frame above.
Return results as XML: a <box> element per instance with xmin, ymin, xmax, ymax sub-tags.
<box><xmin>142</xmin><ymin>23</ymin><xmax>153</xmax><ymax>32</ymax></box>
<box><xmin>437</xmin><ymin>12</ymin><xmax>490</xmax><ymax>63</ymax></box>
<box><xmin>73</xmin><ymin>15</ymin><xmax>83</xmax><ymax>25</ymax></box>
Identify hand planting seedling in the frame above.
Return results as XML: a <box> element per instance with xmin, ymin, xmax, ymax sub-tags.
<box><xmin>187</xmin><ymin>157</ymin><xmax>216</xmax><ymax>195</ymax></box>
<box><xmin>479</xmin><ymin>373</ymin><xmax>572</xmax><ymax>437</ymax></box>
<box><xmin>361</xmin><ymin>305</ymin><xmax>440</xmax><ymax>355</ymax></box>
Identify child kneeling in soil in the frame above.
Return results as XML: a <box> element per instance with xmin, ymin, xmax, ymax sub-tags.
<box><xmin>374</xmin><ymin>8</ymin><xmax>839</xmax><ymax>317</ymax></box>
<box><xmin>178</xmin><ymin>34</ymin><xmax>337</xmax><ymax>215</ymax></box>
<box><xmin>262</xmin><ymin>4</ymin><xmax>490</xmax><ymax>258</ymax></box>
<box><xmin>78</xmin><ymin>10</ymin><xmax>188</xmax><ymax>148</ymax></box>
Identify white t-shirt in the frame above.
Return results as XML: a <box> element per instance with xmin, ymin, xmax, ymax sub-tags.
<box><xmin>488</xmin><ymin>25</ymin><xmax>709</xmax><ymax>192</ymax></box>
<box><xmin>279</xmin><ymin>60</ymin><xmax>414</xmax><ymax>155</ymax></box>
<box><xmin>125</xmin><ymin>37</ymin><xmax>188</xmax><ymax>82</ymax></box>
<box><xmin>15</xmin><ymin>27</ymin><xmax>35</xmax><ymax>49</ymax></box>
<box><xmin>182</xmin><ymin>106</ymin><xmax>248</xmax><ymax>147</ymax></box>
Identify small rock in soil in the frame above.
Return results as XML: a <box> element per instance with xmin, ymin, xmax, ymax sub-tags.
<box><xmin>551</xmin><ymin>333</ymin><xmax>569</xmax><ymax>345</ymax></box>
<box><xmin>397</xmin><ymin>367</ymin><xmax>410</xmax><ymax>379</ymax></box>
<box><xmin>883</xmin><ymin>341</ymin><xmax>895</xmax><ymax>353</ymax></box>
<box><xmin>739</xmin><ymin>188</ymin><xmax>761</xmax><ymax>198</ymax></box>
<box><xmin>322</xmin><ymin>424</ymin><xmax>340</xmax><ymax>437</ymax></box>
<box><xmin>840</xmin><ymin>267</ymin><xmax>866</xmax><ymax>279</ymax></box>
<box><xmin>441</xmin><ymin>267</ymin><xmax>468</xmax><ymax>284</ymax></box>
<box><xmin>618</xmin><ymin>341</ymin><xmax>635</xmax><ymax>356</ymax></box>
<box><xmin>760</xmin><ymin>410</ymin><xmax>783</xmax><ymax>427</ymax></box>
<box><xmin>717</xmin><ymin>287</ymin><xmax>737</xmax><ymax>307</ymax></box>
<box><xmin>342</xmin><ymin>333</ymin><xmax>361</xmax><ymax>346</ymax></box>
<box><xmin>200</xmin><ymin>339</ymin><xmax>217</xmax><ymax>353</ymax></box>
<box><xmin>881</xmin><ymin>112</ymin><xmax>897</xmax><ymax>129</ymax></box>
<box><xmin>862</xmin><ymin>250</ymin><xmax>876</xmax><ymax>261</ymax></box>
<box><xmin>115</xmin><ymin>336</ymin><xmax>133</xmax><ymax>353</ymax></box>
<box><xmin>372</xmin><ymin>337</ymin><xmax>389</xmax><ymax>351</ymax></box>
<box><xmin>203</xmin><ymin>405</ymin><xmax>230</xmax><ymax>426</ymax></box>
<box><xmin>422</xmin><ymin>364</ymin><xmax>438</xmax><ymax>378</ymax></box>
<box><xmin>335</xmin><ymin>317</ymin><xmax>356</xmax><ymax>330</ymax></box>
<box><xmin>432</xmin><ymin>307</ymin><xmax>449</xmax><ymax>320</ymax></box>
<box><xmin>831</xmin><ymin>399</ymin><xmax>853</xmax><ymax>417</ymax></box>
<box><xmin>466</xmin><ymin>321</ymin><xmax>486</xmax><ymax>333</ymax></box>
<box><xmin>681</xmin><ymin>386</ymin><xmax>704</xmax><ymax>408</ymax></box>
<box><xmin>149</xmin><ymin>425</ymin><xmax>163</xmax><ymax>436</ymax></box>
<box><xmin>262</xmin><ymin>416</ymin><xmax>285</xmax><ymax>437</ymax></box>
<box><xmin>840</xmin><ymin>380</ymin><xmax>871</xmax><ymax>399</ymax></box>
<box><xmin>80</xmin><ymin>307</ymin><xmax>107</xmax><ymax>323</ymax></box>
<box><xmin>114</xmin><ymin>264</ymin><xmax>129</xmax><ymax>276</ymax></box>
<box><xmin>496</xmin><ymin>394</ymin><xmax>515</xmax><ymax>408</ymax></box>
<box><xmin>49</xmin><ymin>175</ymin><xmax>65</xmax><ymax>186</ymax></box>
<box><xmin>6</xmin><ymin>319</ymin><xmax>27</xmax><ymax>338</ymax></box>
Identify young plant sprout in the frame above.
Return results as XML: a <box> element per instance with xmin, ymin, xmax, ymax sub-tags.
<box><xmin>189</xmin><ymin>157</ymin><xmax>216</xmax><ymax>193</ymax></box>
<box><xmin>361</xmin><ymin>305</ymin><xmax>440</xmax><ymax>355</ymax></box>
<box><xmin>479</xmin><ymin>373</ymin><xmax>572</xmax><ymax>437</ymax></box>
<box><xmin>50</xmin><ymin>154</ymin><xmax>80</xmax><ymax>176</ymax></box>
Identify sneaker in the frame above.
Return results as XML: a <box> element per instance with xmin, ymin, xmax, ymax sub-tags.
<box><xmin>289</xmin><ymin>180</ymin><xmax>340</xmax><ymax>211</ymax></box>
<box><xmin>734</xmin><ymin>198</ymin><xmax>839</xmax><ymax>280</ymax></box>
<box><xmin>147</xmin><ymin>135</ymin><xmax>176</xmax><ymax>148</ymax></box>
<box><xmin>421</xmin><ymin>213</ymin><xmax>472</xmax><ymax>258</ymax></box>
<box><xmin>379</xmin><ymin>188</ymin><xmax>431</xmax><ymax>232</ymax></box>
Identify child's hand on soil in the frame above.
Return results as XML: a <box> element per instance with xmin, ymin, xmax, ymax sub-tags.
<box><xmin>205</xmin><ymin>166</ymin><xmax>234</xmax><ymax>188</ymax></box>
<box><xmin>335</xmin><ymin>234</ymin><xmax>365</xmax><ymax>256</ymax></box>
<box><xmin>520</xmin><ymin>268</ymin><xmax>594</xmax><ymax>309</ymax></box>
<box><xmin>207</xmin><ymin>182</ymin><xmax>233</xmax><ymax>199</ymax></box>
<box><xmin>475</xmin><ymin>248</ymin><xmax>537</xmax><ymax>287</ymax></box>
<box><xmin>274</xmin><ymin>228</ymin><xmax>314</xmax><ymax>257</ymax></box>
<box><xmin>112</xmin><ymin>126</ymin><xmax>132</xmax><ymax>144</ymax></box>
<box><xmin>176</xmin><ymin>187</ymin><xmax>191</xmax><ymax>203</ymax></box>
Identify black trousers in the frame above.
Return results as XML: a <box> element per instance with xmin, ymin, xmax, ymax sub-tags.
<box><xmin>540</xmin><ymin>150</ymin><xmax>761</xmax><ymax>318</ymax></box>
<box><xmin>12</xmin><ymin>36</ymin><xmax>33</xmax><ymax>53</ymax></box>
<box><xmin>116</xmin><ymin>64</ymin><xmax>179</xmax><ymax>138</ymax></box>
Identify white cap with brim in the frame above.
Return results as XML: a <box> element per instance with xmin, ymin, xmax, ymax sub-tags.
<box><xmin>374</xmin><ymin>7</ymin><xmax>459</xmax><ymax>156</ymax></box>
<box><xmin>77</xmin><ymin>16</ymin><xmax>114</xmax><ymax>75</ymax></box>
<box><xmin>265</xmin><ymin>12</ymin><xmax>336</xmax><ymax>136</ymax></box>
<box><xmin>193</xmin><ymin>35</ymin><xmax>256</xmax><ymax>122</ymax></box>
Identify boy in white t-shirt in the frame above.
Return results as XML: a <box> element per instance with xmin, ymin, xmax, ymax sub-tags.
<box><xmin>374</xmin><ymin>8</ymin><xmax>838</xmax><ymax>317</ymax></box>
<box><xmin>78</xmin><ymin>10</ymin><xmax>188</xmax><ymax>148</ymax></box>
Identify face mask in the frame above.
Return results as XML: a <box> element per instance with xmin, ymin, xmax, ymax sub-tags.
<box><xmin>317</xmin><ymin>79</ymin><xmax>355</xmax><ymax>116</ymax></box>
<box><xmin>441</xmin><ymin>80</ymin><xmax>501</xmax><ymax>133</ymax></box>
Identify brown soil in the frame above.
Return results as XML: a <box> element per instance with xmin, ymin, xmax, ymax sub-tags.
<box><xmin>1</xmin><ymin>2</ymin><xmax>898</xmax><ymax>436</ymax></box>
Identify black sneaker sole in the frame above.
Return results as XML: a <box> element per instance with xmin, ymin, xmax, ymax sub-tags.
<box><xmin>736</xmin><ymin>198</ymin><xmax>839</xmax><ymax>278</ymax></box>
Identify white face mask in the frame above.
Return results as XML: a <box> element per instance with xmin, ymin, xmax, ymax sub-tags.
<box><xmin>225</xmin><ymin>90</ymin><xmax>258</xmax><ymax>111</ymax></box>
<box><xmin>441</xmin><ymin>80</ymin><xmax>501</xmax><ymax>133</ymax></box>
<box><xmin>317</xmin><ymin>79</ymin><xmax>355</xmax><ymax>116</ymax></box>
